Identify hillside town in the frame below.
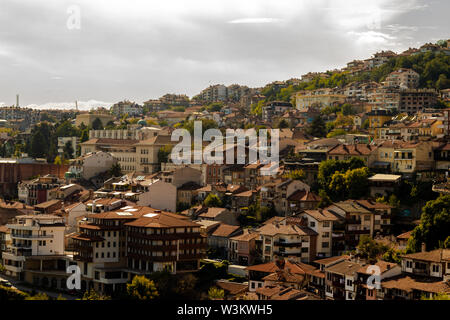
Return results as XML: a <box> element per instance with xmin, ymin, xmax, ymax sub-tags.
<box><xmin>0</xmin><ymin>40</ymin><xmax>449</xmax><ymax>301</ymax></box>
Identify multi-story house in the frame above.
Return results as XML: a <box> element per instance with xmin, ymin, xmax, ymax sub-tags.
<box><xmin>260</xmin><ymin>179</ymin><xmax>310</xmax><ymax>215</ymax></box>
<box><xmin>258</xmin><ymin>219</ymin><xmax>317</xmax><ymax>263</ymax></box>
<box><xmin>262</xmin><ymin>101</ymin><xmax>293</xmax><ymax>122</ymax></box>
<box><xmin>367</xmin><ymin>109</ymin><xmax>394</xmax><ymax>139</ymax></box>
<box><xmin>324</xmin><ymin>260</ymin><xmax>364</xmax><ymax>300</ymax></box>
<box><xmin>355</xmin><ymin>261</ymin><xmax>402</xmax><ymax>300</ymax></box>
<box><xmin>297</xmin><ymin>209</ymin><xmax>339</xmax><ymax>258</ymax></box>
<box><xmin>326</xmin><ymin>200</ymin><xmax>380</xmax><ymax>253</ymax></box>
<box><xmin>327</xmin><ymin>144</ymin><xmax>378</xmax><ymax>167</ymax></box>
<box><xmin>110</xmin><ymin>100</ymin><xmax>143</xmax><ymax>117</ymax></box>
<box><xmin>384</xmin><ymin>68</ymin><xmax>419</xmax><ymax>89</ymax></box>
<box><xmin>228</xmin><ymin>229</ymin><xmax>260</xmax><ymax>266</ymax></box>
<box><xmin>2</xmin><ymin>215</ymin><xmax>65</xmax><ymax>280</ymax></box>
<box><xmin>379</xmin><ymin>249</ymin><xmax>450</xmax><ymax>300</ymax></box>
<box><xmin>68</xmin><ymin>151</ymin><xmax>117</xmax><ymax>180</ymax></box>
<box><xmin>398</xmin><ymin>89</ymin><xmax>438</xmax><ymax>114</ymax></box>
<box><xmin>18</xmin><ymin>175</ymin><xmax>63</xmax><ymax>205</ymax></box>
<box><xmin>401</xmin><ymin>248</ymin><xmax>450</xmax><ymax>280</ymax></box>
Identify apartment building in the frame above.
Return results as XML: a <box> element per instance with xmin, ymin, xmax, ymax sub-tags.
<box><xmin>399</xmin><ymin>89</ymin><xmax>438</xmax><ymax>114</ymax></box>
<box><xmin>57</xmin><ymin>136</ymin><xmax>79</xmax><ymax>158</ymax></box>
<box><xmin>258</xmin><ymin>219</ymin><xmax>317</xmax><ymax>263</ymax></box>
<box><xmin>297</xmin><ymin>210</ymin><xmax>339</xmax><ymax>258</ymax></box>
<box><xmin>146</xmin><ymin>167</ymin><xmax>203</xmax><ymax>212</ymax></box>
<box><xmin>110</xmin><ymin>101</ymin><xmax>143</xmax><ymax>117</ymax></box>
<box><xmin>199</xmin><ymin>84</ymin><xmax>227</xmax><ymax>102</ymax></box>
<box><xmin>262</xmin><ymin>101</ymin><xmax>293</xmax><ymax>122</ymax></box>
<box><xmin>228</xmin><ymin>229</ymin><xmax>260</xmax><ymax>266</ymax></box>
<box><xmin>80</xmin><ymin>134</ymin><xmax>175</xmax><ymax>174</ymax></box>
<box><xmin>260</xmin><ymin>179</ymin><xmax>310</xmax><ymax>215</ymax></box>
<box><xmin>295</xmin><ymin>91</ymin><xmax>346</xmax><ymax>112</ymax></box>
<box><xmin>2</xmin><ymin>215</ymin><xmax>65</xmax><ymax>280</ymax></box>
<box><xmin>327</xmin><ymin>144</ymin><xmax>378</xmax><ymax>166</ymax></box>
<box><xmin>355</xmin><ymin>261</ymin><xmax>401</xmax><ymax>300</ymax></box>
<box><xmin>326</xmin><ymin>200</ymin><xmax>380</xmax><ymax>253</ymax></box>
<box><xmin>71</xmin><ymin>205</ymin><xmax>206</xmax><ymax>293</ymax></box>
<box><xmin>18</xmin><ymin>175</ymin><xmax>63</xmax><ymax>205</ymax></box>
<box><xmin>324</xmin><ymin>260</ymin><xmax>363</xmax><ymax>300</ymax></box>
<box><xmin>384</xmin><ymin>68</ymin><xmax>419</xmax><ymax>89</ymax></box>
<box><xmin>68</xmin><ymin>151</ymin><xmax>117</xmax><ymax>180</ymax></box>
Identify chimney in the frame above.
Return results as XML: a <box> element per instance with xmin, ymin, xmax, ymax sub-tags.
<box><xmin>16</xmin><ymin>94</ymin><xmax>19</xmax><ymax>108</ymax></box>
<box><xmin>421</xmin><ymin>242</ymin><xmax>426</xmax><ymax>252</ymax></box>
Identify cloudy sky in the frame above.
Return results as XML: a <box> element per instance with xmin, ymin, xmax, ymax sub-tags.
<box><xmin>0</xmin><ymin>0</ymin><xmax>448</xmax><ymax>109</ymax></box>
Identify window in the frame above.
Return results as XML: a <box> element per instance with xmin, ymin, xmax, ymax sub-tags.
<box><xmin>323</xmin><ymin>232</ymin><xmax>330</xmax><ymax>238</ymax></box>
<box><xmin>323</xmin><ymin>221</ymin><xmax>330</xmax><ymax>228</ymax></box>
<box><xmin>346</xmin><ymin>279</ymin><xmax>353</xmax><ymax>287</ymax></box>
<box><xmin>432</xmin><ymin>265</ymin><xmax>440</xmax><ymax>273</ymax></box>
<box><xmin>309</xmin><ymin>221</ymin><xmax>316</xmax><ymax>228</ymax></box>
<box><xmin>322</xmin><ymin>242</ymin><xmax>329</xmax><ymax>248</ymax></box>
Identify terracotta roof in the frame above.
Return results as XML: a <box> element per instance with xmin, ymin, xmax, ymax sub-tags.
<box><xmin>246</xmin><ymin>260</ymin><xmax>317</xmax><ymax>275</ymax></box>
<box><xmin>328</xmin><ymin>144</ymin><xmax>377</xmax><ymax>156</ymax></box>
<box><xmin>125</xmin><ymin>211</ymin><xmax>200</xmax><ymax>228</ymax></box>
<box><xmin>0</xmin><ymin>225</ymin><xmax>9</xmax><ymax>233</ymax></box>
<box><xmin>230</xmin><ymin>230</ymin><xmax>260</xmax><ymax>242</ymax></box>
<box><xmin>258</xmin><ymin>222</ymin><xmax>317</xmax><ymax>237</ymax></box>
<box><xmin>314</xmin><ymin>255</ymin><xmax>350</xmax><ymax>266</ymax></box>
<box><xmin>302</xmin><ymin>209</ymin><xmax>339</xmax><ymax>222</ymax></box>
<box><xmin>198</xmin><ymin>207</ymin><xmax>228</xmax><ymax>218</ymax></box>
<box><xmin>262</xmin><ymin>270</ymin><xmax>305</xmax><ymax>283</ymax></box>
<box><xmin>34</xmin><ymin>199</ymin><xmax>61</xmax><ymax>209</ymax></box>
<box><xmin>256</xmin><ymin>285</ymin><xmax>306</xmax><ymax>300</ymax></box>
<box><xmin>81</xmin><ymin>138</ymin><xmax>139</xmax><ymax>145</ymax></box>
<box><xmin>71</xmin><ymin>233</ymin><xmax>104</xmax><ymax>242</ymax></box>
<box><xmin>326</xmin><ymin>260</ymin><xmax>364</xmax><ymax>276</ymax></box>
<box><xmin>215</xmin><ymin>281</ymin><xmax>248</xmax><ymax>295</ymax></box>
<box><xmin>356</xmin><ymin>199</ymin><xmax>393</xmax><ymax>210</ymax></box>
<box><xmin>287</xmin><ymin>190</ymin><xmax>321</xmax><ymax>202</ymax></box>
<box><xmin>402</xmin><ymin>249</ymin><xmax>450</xmax><ymax>263</ymax></box>
<box><xmin>381</xmin><ymin>276</ymin><xmax>450</xmax><ymax>294</ymax></box>
<box><xmin>211</xmin><ymin>224</ymin><xmax>241</xmax><ymax>237</ymax></box>
<box><xmin>396</xmin><ymin>230</ymin><xmax>413</xmax><ymax>240</ymax></box>
<box><xmin>358</xmin><ymin>261</ymin><xmax>399</xmax><ymax>274</ymax></box>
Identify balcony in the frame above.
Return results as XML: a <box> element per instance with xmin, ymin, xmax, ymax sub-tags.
<box><xmin>11</xmin><ymin>234</ymin><xmax>54</xmax><ymax>239</ymax></box>
<box><xmin>274</xmin><ymin>241</ymin><xmax>302</xmax><ymax>247</ymax></box>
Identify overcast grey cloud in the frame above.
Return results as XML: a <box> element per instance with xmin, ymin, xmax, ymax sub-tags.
<box><xmin>0</xmin><ymin>0</ymin><xmax>448</xmax><ymax>109</ymax></box>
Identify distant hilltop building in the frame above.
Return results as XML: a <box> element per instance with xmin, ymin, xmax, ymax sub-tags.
<box><xmin>110</xmin><ymin>100</ymin><xmax>143</xmax><ymax>117</ymax></box>
<box><xmin>75</xmin><ymin>113</ymin><xmax>115</xmax><ymax>128</ymax></box>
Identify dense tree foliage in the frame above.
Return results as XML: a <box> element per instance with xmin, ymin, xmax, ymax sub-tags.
<box><xmin>407</xmin><ymin>195</ymin><xmax>450</xmax><ymax>253</ymax></box>
<box><xmin>126</xmin><ymin>276</ymin><xmax>159</xmax><ymax>300</ymax></box>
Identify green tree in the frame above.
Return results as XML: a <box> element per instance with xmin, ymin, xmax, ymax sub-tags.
<box><xmin>109</xmin><ymin>163</ymin><xmax>122</xmax><ymax>177</ymax></box>
<box><xmin>82</xmin><ymin>289</ymin><xmax>111</xmax><ymax>300</ymax></box>
<box><xmin>421</xmin><ymin>292</ymin><xmax>450</xmax><ymax>300</ymax></box>
<box><xmin>63</xmin><ymin>141</ymin><xmax>74</xmax><ymax>159</ymax></box>
<box><xmin>127</xmin><ymin>275</ymin><xmax>159</xmax><ymax>300</ymax></box>
<box><xmin>344</xmin><ymin>167</ymin><xmax>370</xmax><ymax>199</ymax></box>
<box><xmin>283</xmin><ymin>169</ymin><xmax>305</xmax><ymax>181</ymax></box>
<box><xmin>407</xmin><ymin>195</ymin><xmax>450</xmax><ymax>252</ymax></box>
<box><xmin>92</xmin><ymin>118</ymin><xmax>104</xmax><ymax>130</ymax></box>
<box><xmin>25</xmin><ymin>293</ymin><xmax>49</xmax><ymax>300</ymax></box>
<box><xmin>29</xmin><ymin>131</ymin><xmax>47</xmax><ymax>158</ymax></box>
<box><xmin>208</xmin><ymin>286</ymin><xmax>225</xmax><ymax>300</ymax></box>
<box><xmin>382</xmin><ymin>247</ymin><xmax>403</xmax><ymax>264</ymax></box>
<box><xmin>204</xmin><ymin>193</ymin><xmax>223</xmax><ymax>207</ymax></box>
<box><xmin>357</xmin><ymin>235</ymin><xmax>388</xmax><ymax>263</ymax></box>
<box><xmin>306</xmin><ymin>116</ymin><xmax>327</xmax><ymax>138</ymax></box>
<box><xmin>158</xmin><ymin>145</ymin><xmax>173</xmax><ymax>164</ymax></box>
<box><xmin>318</xmin><ymin>189</ymin><xmax>332</xmax><ymax>208</ymax></box>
